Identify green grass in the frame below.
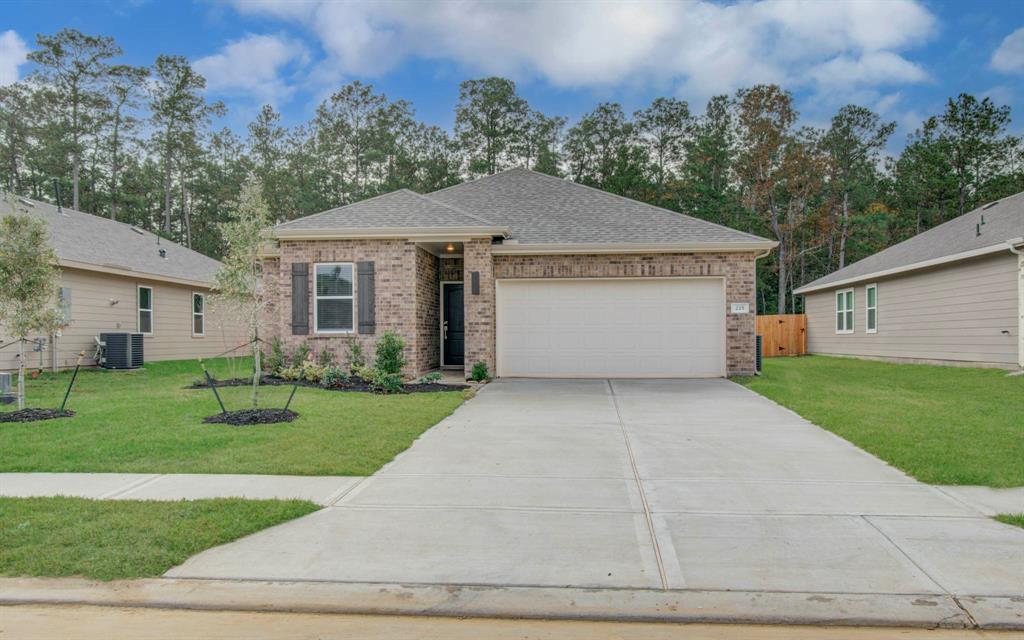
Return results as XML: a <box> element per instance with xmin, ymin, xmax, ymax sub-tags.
<box><xmin>735</xmin><ymin>356</ymin><xmax>1024</xmax><ymax>487</ymax></box>
<box><xmin>995</xmin><ymin>514</ymin><xmax>1024</xmax><ymax>528</ymax></box>
<box><xmin>0</xmin><ymin>358</ymin><xmax>463</xmax><ymax>475</ymax></box>
<box><xmin>0</xmin><ymin>496</ymin><xmax>318</xmax><ymax>580</ymax></box>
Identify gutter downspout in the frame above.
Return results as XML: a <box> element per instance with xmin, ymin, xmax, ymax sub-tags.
<box><xmin>1006</xmin><ymin>239</ymin><xmax>1024</xmax><ymax>370</ymax></box>
<box><xmin>752</xmin><ymin>247</ymin><xmax>775</xmax><ymax>375</ymax></box>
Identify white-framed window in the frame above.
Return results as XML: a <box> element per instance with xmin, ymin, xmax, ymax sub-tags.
<box><xmin>138</xmin><ymin>285</ymin><xmax>154</xmax><ymax>335</ymax></box>
<box><xmin>192</xmin><ymin>292</ymin><xmax>205</xmax><ymax>337</ymax></box>
<box><xmin>59</xmin><ymin>287</ymin><xmax>72</xmax><ymax>324</ymax></box>
<box><xmin>314</xmin><ymin>263</ymin><xmax>355</xmax><ymax>333</ymax></box>
<box><xmin>835</xmin><ymin>288</ymin><xmax>854</xmax><ymax>334</ymax></box>
<box><xmin>865</xmin><ymin>284</ymin><xmax>878</xmax><ymax>334</ymax></box>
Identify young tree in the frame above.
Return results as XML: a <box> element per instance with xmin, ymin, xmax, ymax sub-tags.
<box><xmin>213</xmin><ymin>178</ymin><xmax>272</xmax><ymax>408</ymax></box>
<box><xmin>0</xmin><ymin>194</ymin><xmax>65</xmax><ymax>409</ymax></box>
<box><xmin>28</xmin><ymin>29</ymin><xmax>122</xmax><ymax>211</ymax></box>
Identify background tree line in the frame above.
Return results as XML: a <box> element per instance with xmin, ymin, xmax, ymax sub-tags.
<box><xmin>2</xmin><ymin>29</ymin><xmax>1022</xmax><ymax>313</ymax></box>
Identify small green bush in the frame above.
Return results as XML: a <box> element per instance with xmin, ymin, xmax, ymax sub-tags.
<box><xmin>347</xmin><ymin>340</ymin><xmax>366</xmax><ymax>373</ymax></box>
<box><xmin>291</xmin><ymin>341</ymin><xmax>311</xmax><ymax>367</ymax></box>
<box><xmin>265</xmin><ymin>338</ymin><xmax>287</xmax><ymax>374</ymax></box>
<box><xmin>374</xmin><ymin>331</ymin><xmax>406</xmax><ymax>375</ymax></box>
<box><xmin>321</xmin><ymin>366</ymin><xmax>348</xmax><ymax>388</ymax></box>
<box><xmin>421</xmin><ymin>372</ymin><xmax>442</xmax><ymax>384</ymax></box>
<box><xmin>352</xmin><ymin>364</ymin><xmax>374</xmax><ymax>381</ymax></box>
<box><xmin>371</xmin><ymin>369</ymin><xmax>405</xmax><ymax>393</ymax></box>
<box><xmin>317</xmin><ymin>348</ymin><xmax>337</xmax><ymax>367</ymax></box>
<box><xmin>470</xmin><ymin>361</ymin><xmax>489</xmax><ymax>382</ymax></box>
<box><xmin>302</xmin><ymin>361</ymin><xmax>327</xmax><ymax>383</ymax></box>
<box><xmin>278</xmin><ymin>365</ymin><xmax>302</xmax><ymax>381</ymax></box>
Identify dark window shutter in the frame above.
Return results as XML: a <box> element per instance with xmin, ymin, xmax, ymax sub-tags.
<box><xmin>358</xmin><ymin>261</ymin><xmax>375</xmax><ymax>334</ymax></box>
<box><xmin>291</xmin><ymin>262</ymin><xmax>309</xmax><ymax>335</ymax></box>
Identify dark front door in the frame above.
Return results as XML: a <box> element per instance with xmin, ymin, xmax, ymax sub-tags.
<box><xmin>442</xmin><ymin>283</ymin><xmax>465</xmax><ymax>367</ymax></box>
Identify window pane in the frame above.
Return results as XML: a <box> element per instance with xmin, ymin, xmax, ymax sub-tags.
<box><xmin>845</xmin><ymin>310</ymin><xmax>853</xmax><ymax>330</ymax></box>
<box><xmin>316</xmin><ymin>264</ymin><xmax>353</xmax><ymax>296</ymax></box>
<box><xmin>867</xmin><ymin>287</ymin><xmax>876</xmax><ymax>307</ymax></box>
<box><xmin>836</xmin><ymin>292</ymin><xmax>844</xmax><ymax>312</ymax></box>
<box><xmin>193</xmin><ymin>294</ymin><xmax>204</xmax><ymax>314</ymax></box>
<box><xmin>845</xmin><ymin>291</ymin><xmax>853</xmax><ymax>309</ymax></box>
<box><xmin>837</xmin><ymin>313</ymin><xmax>844</xmax><ymax>331</ymax></box>
<box><xmin>317</xmin><ymin>299</ymin><xmax>353</xmax><ymax>331</ymax></box>
<box><xmin>140</xmin><ymin>310</ymin><xmax>152</xmax><ymax>334</ymax></box>
<box><xmin>868</xmin><ymin>308</ymin><xmax>876</xmax><ymax>329</ymax></box>
<box><xmin>139</xmin><ymin>287</ymin><xmax>152</xmax><ymax>310</ymax></box>
<box><xmin>194</xmin><ymin>315</ymin><xmax>204</xmax><ymax>335</ymax></box>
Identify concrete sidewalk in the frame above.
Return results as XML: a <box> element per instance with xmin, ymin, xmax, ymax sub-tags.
<box><xmin>0</xmin><ymin>473</ymin><xmax>364</xmax><ymax>505</ymax></box>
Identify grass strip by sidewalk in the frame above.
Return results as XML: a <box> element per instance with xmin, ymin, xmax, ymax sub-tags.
<box><xmin>995</xmin><ymin>514</ymin><xmax>1024</xmax><ymax>528</ymax></box>
<box><xmin>735</xmin><ymin>356</ymin><xmax>1024</xmax><ymax>487</ymax></box>
<box><xmin>0</xmin><ymin>496</ymin><xmax>318</xmax><ymax>580</ymax></box>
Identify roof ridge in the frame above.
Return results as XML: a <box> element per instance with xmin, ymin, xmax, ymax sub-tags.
<box><xmin>411</xmin><ymin>190</ymin><xmax>498</xmax><ymax>227</ymax></box>
<box><xmin>439</xmin><ymin>167</ymin><xmax>770</xmax><ymax>243</ymax></box>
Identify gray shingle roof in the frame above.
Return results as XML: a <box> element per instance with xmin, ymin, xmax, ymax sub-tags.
<box><xmin>0</xmin><ymin>195</ymin><xmax>223</xmax><ymax>285</ymax></box>
<box><xmin>275</xmin><ymin>169</ymin><xmax>772</xmax><ymax>246</ymax></box>
<box><xmin>276</xmin><ymin>188</ymin><xmax>500</xmax><ymax>231</ymax></box>
<box><xmin>795</xmin><ymin>191</ymin><xmax>1024</xmax><ymax>293</ymax></box>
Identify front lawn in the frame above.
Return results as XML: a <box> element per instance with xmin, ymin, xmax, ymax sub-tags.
<box><xmin>735</xmin><ymin>356</ymin><xmax>1024</xmax><ymax>487</ymax></box>
<box><xmin>0</xmin><ymin>358</ymin><xmax>463</xmax><ymax>475</ymax></box>
<box><xmin>0</xmin><ymin>496</ymin><xmax>318</xmax><ymax>580</ymax></box>
<box><xmin>995</xmin><ymin>514</ymin><xmax>1024</xmax><ymax>528</ymax></box>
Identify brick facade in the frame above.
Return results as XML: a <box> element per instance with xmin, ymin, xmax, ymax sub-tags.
<box><xmin>264</xmin><ymin>241</ymin><xmax>758</xmax><ymax>377</ymax></box>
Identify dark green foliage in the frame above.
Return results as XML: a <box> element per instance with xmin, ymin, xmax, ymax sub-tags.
<box><xmin>291</xmin><ymin>341</ymin><xmax>311</xmax><ymax>367</ymax></box>
<box><xmin>374</xmin><ymin>331</ymin><xmax>406</xmax><ymax>375</ymax></box>
<box><xmin>471</xmin><ymin>361</ymin><xmax>489</xmax><ymax>382</ymax></box>
<box><xmin>265</xmin><ymin>338</ymin><xmax>287</xmax><ymax>374</ymax></box>
<box><xmin>321</xmin><ymin>366</ymin><xmax>348</xmax><ymax>388</ymax></box>
<box><xmin>347</xmin><ymin>340</ymin><xmax>366</xmax><ymax>373</ymax></box>
<box><xmin>317</xmin><ymin>348</ymin><xmax>337</xmax><ymax>367</ymax></box>
<box><xmin>371</xmin><ymin>369</ymin><xmax>404</xmax><ymax>394</ymax></box>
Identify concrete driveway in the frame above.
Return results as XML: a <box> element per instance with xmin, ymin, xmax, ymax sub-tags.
<box><xmin>167</xmin><ymin>379</ymin><xmax>1023</xmax><ymax>622</ymax></box>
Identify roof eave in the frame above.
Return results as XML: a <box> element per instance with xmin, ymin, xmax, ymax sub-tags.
<box><xmin>273</xmin><ymin>226</ymin><xmax>510</xmax><ymax>241</ymax></box>
<box><xmin>490</xmin><ymin>241</ymin><xmax>778</xmax><ymax>255</ymax></box>
<box><xmin>59</xmin><ymin>259</ymin><xmax>215</xmax><ymax>289</ymax></box>
<box><xmin>793</xmin><ymin>241</ymin><xmax>1019</xmax><ymax>295</ymax></box>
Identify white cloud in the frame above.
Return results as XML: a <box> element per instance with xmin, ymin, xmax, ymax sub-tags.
<box><xmin>193</xmin><ymin>33</ymin><xmax>308</xmax><ymax>104</ymax></box>
<box><xmin>0</xmin><ymin>30</ymin><xmax>29</xmax><ymax>86</ymax></box>
<box><xmin>229</xmin><ymin>0</ymin><xmax>937</xmax><ymax>103</ymax></box>
<box><xmin>991</xmin><ymin>27</ymin><xmax>1024</xmax><ymax>74</ymax></box>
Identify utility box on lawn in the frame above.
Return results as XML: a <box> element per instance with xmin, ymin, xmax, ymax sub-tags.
<box><xmin>99</xmin><ymin>333</ymin><xmax>144</xmax><ymax>369</ymax></box>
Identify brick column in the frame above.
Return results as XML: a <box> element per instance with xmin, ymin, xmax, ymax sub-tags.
<box><xmin>463</xmin><ymin>238</ymin><xmax>495</xmax><ymax>377</ymax></box>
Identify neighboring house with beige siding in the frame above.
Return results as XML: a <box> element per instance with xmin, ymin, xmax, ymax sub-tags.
<box><xmin>794</xmin><ymin>192</ymin><xmax>1024</xmax><ymax>370</ymax></box>
<box><xmin>1</xmin><ymin>196</ymin><xmax>247</xmax><ymax>371</ymax></box>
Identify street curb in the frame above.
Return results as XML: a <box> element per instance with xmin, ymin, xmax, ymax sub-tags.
<box><xmin>2</xmin><ymin>578</ymin><xmax>1021</xmax><ymax>629</ymax></box>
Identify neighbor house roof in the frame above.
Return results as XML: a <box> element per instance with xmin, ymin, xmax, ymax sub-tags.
<box><xmin>275</xmin><ymin>169</ymin><xmax>776</xmax><ymax>252</ymax></box>
<box><xmin>794</xmin><ymin>191</ymin><xmax>1024</xmax><ymax>295</ymax></box>
<box><xmin>0</xmin><ymin>195</ymin><xmax>223</xmax><ymax>287</ymax></box>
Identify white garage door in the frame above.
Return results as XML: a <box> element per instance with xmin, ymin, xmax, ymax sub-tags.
<box><xmin>496</xmin><ymin>278</ymin><xmax>726</xmax><ymax>378</ymax></box>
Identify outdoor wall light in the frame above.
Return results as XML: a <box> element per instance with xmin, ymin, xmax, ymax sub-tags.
<box><xmin>446</xmin><ymin>243</ymin><xmax>455</xmax><ymax>253</ymax></box>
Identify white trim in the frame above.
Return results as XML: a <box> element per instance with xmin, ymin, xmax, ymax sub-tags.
<box><xmin>312</xmin><ymin>262</ymin><xmax>355</xmax><ymax>334</ymax></box>
<box><xmin>794</xmin><ymin>243</ymin><xmax>1017</xmax><ymax>295</ymax></box>
<box><xmin>439</xmin><ymin>281</ymin><xmax>463</xmax><ymax>369</ymax></box>
<box><xmin>835</xmin><ymin>288</ymin><xmax>854</xmax><ymax>335</ymax></box>
<box><xmin>865</xmin><ymin>283</ymin><xmax>878</xmax><ymax>334</ymax></box>
<box><xmin>191</xmin><ymin>292</ymin><xmax>205</xmax><ymax>338</ymax></box>
<box><xmin>275</xmin><ymin>226</ymin><xmax>508</xmax><ymax>240</ymax></box>
<box><xmin>137</xmin><ymin>285</ymin><xmax>154</xmax><ymax>336</ymax></box>
<box><xmin>491</xmin><ymin>241</ymin><xmax>777</xmax><ymax>255</ymax></box>
<box><xmin>494</xmin><ymin>276</ymin><xmax>728</xmax><ymax>378</ymax></box>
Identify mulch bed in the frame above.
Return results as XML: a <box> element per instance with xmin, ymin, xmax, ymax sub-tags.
<box><xmin>203</xmin><ymin>409</ymin><xmax>298</xmax><ymax>425</ymax></box>
<box><xmin>0</xmin><ymin>408</ymin><xmax>75</xmax><ymax>423</ymax></box>
<box><xmin>189</xmin><ymin>376</ymin><xmax>466</xmax><ymax>394</ymax></box>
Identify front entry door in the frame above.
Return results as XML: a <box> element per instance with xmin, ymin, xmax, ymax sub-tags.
<box><xmin>442</xmin><ymin>283</ymin><xmax>465</xmax><ymax>367</ymax></box>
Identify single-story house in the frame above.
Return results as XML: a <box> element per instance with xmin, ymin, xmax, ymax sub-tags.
<box><xmin>0</xmin><ymin>196</ymin><xmax>247</xmax><ymax>371</ymax></box>
<box><xmin>261</xmin><ymin>168</ymin><xmax>777</xmax><ymax>379</ymax></box>
<box><xmin>794</xmin><ymin>191</ymin><xmax>1024</xmax><ymax>370</ymax></box>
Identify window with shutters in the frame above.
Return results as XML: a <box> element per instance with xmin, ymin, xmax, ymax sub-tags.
<box><xmin>314</xmin><ymin>263</ymin><xmax>354</xmax><ymax>333</ymax></box>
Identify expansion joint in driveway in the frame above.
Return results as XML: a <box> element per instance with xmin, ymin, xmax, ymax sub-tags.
<box><xmin>605</xmin><ymin>379</ymin><xmax>669</xmax><ymax>590</ymax></box>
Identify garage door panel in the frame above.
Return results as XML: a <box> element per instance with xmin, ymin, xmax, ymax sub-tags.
<box><xmin>497</xmin><ymin>279</ymin><xmax>726</xmax><ymax>378</ymax></box>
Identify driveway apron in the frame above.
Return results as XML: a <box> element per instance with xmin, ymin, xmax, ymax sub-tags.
<box><xmin>167</xmin><ymin>379</ymin><xmax>1024</xmax><ymax>602</ymax></box>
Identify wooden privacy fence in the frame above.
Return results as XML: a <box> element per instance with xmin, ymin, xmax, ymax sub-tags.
<box><xmin>756</xmin><ymin>314</ymin><xmax>807</xmax><ymax>357</ymax></box>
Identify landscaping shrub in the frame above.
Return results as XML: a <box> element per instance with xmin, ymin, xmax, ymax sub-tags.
<box><xmin>317</xmin><ymin>348</ymin><xmax>337</xmax><ymax>367</ymax></box>
<box><xmin>347</xmin><ymin>341</ymin><xmax>366</xmax><ymax>373</ymax></box>
<box><xmin>301</xmin><ymin>360</ymin><xmax>327</xmax><ymax>384</ymax></box>
<box><xmin>277</xmin><ymin>365</ymin><xmax>302</xmax><ymax>381</ymax></box>
<box><xmin>265</xmin><ymin>338</ymin><xmax>287</xmax><ymax>374</ymax></box>
<box><xmin>352</xmin><ymin>364</ymin><xmax>374</xmax><ymax>381</ymax></box>
<box><xmin>371</xmin><ymin>369</ymin><xmax>404</xmax><ymax>393</ymax></box>
<box><xmin>374</xmin><ymin>331</ymin><xmax>406</xmax><ymax>375</ymax></box>
<box><xmin>471</xmin><ymin>361</ymin><xmax>489</xmax><ymax>382</ymax></box>
<box><xmin>421</xmin><ymin>372</ymin><xmax>442</xmax><ymax>384</ymax></box>
<box><xmin>321</xmin><ymin>366</ymin><xmax>348</xmax><ymax>388</ymax></box>
<box><xmin>291</xmin><ymin>341</ymin><xmax>311</xmax><ymax>368</ymax></box>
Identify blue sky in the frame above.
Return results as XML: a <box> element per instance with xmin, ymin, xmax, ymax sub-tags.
<box><xmin>2</xmin><ymin>0</ymin><xmax>1022</xmax><ymax>155</ymax></box>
